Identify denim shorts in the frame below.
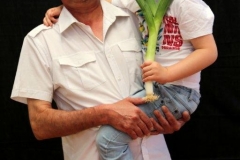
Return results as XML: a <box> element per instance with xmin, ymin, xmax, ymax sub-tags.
<box><xmin>136</xmin><ymin>83</ymin><xmax>201</xmax><ymax>120</ymax></box>
<box><xmin>96</xmin><ymin>83</ymin><xmax>201</xmax><ymax>160</ymax></box>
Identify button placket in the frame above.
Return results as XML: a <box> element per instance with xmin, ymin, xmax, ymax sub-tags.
<box><xmin>105</xmin><ymin>50</ymin><xmax>128</xmax><ymax>98</ymax></box>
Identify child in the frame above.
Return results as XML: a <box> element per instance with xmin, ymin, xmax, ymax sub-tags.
<box><xmin>43</xmin><ymin>0</ymin><xmax>217</xmax><ymax>159</ymax></box>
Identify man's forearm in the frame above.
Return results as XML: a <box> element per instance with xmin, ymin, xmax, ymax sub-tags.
<box><xmin>28</xmin><ymin>97</ymin><xmax>159</xmax><ymax>140</ymax></box>
<box><xmin>27</xmin><ymin>99</ymin><xmax>109</xmax><ymax>140</ymax></box>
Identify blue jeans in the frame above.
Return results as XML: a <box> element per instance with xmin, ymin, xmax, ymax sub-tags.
<box><xmin>96</xmin><ymin>84</ymin><xmax>201</xmax><ymax>160</ymax></box>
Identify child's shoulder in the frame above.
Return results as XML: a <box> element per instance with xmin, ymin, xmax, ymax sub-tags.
<box><xmin>170</xmin><ymin>0</ymin><xmax>211</xmax><ymax>13</ymax></box>
<box><xmin>171</xmin><ymin>0</ymin><xmax>207</xmax><ymax>7</ymax></box>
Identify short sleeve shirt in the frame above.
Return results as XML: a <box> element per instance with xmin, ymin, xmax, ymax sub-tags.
<box><xmin>11</xmin><ymin>1</ymin><xmax>171</xmax><ymax>160</ymax></box>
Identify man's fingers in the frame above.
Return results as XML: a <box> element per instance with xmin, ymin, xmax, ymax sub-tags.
<box><xmin>182</xmin><ymin>111</ymin><xmax>190</xmax><ymax>122</ymax></box>
<box><xmin>153</xmin><ymin>109</ymin><xmax>175</xmax><ymax>134</ymax></box>
<box><xmin>136</xmin><ymin>120</ymin><xmax>152</xmax><ymax>137</ymax></box>
<box><xmin>128</xmin><ymin>130</ymin><xmax>138</xmax><ymax>139</ymax></box>
<box><xmin>150</xmin><ymin>118</ymin><xmax>164</xmax><ymax>134</ymax></box>
<box><xmin>139</xmin><ymin>112</ymin><xmax>153</xmax><ymax>131</ymax></box>
<box><xmin>130</xmin><ymin>110</ymin><xmax>152</xmax><ymax>137</ymax></box>
<box><xmin>127</xmin><ymin>97</ymin><xmax>145</xmax><ymax>105</ymax></box>
<box><xmin>134</xmin><ymin>124</ymin><xmax>144</xmax><ymax>138</ymax></box>
<box><xmin>126</xmin><ymin>122</ymin><xmax>147</xmax><ymax>139</ymax></box>
<box><xmin>153</xmin><ymin>106</ymin><xmax>191</xmax><ymax>134</ymax></box>
<box><xmin>177</xmin><ymin>111</ymin><xmax>191</xmax><ymax>127</ymax></box>
<box><xmin>162</xmin><ymin>106</ymin><xmax>181</xmax><ymax>131</ymax></box>
<box><xmin>127</xmin><ymin>97</ymin><xmax>153</xmax><ymax>132</ymax></box>
<box><xmin>161</xmin><ymin>106</ymin><xmax>174</xmax><ymax>123</ymax></box>
<box><xmin>154</xmin><ymin>109</ymin><xmax>170</xmax><ymax>128</ymax></box>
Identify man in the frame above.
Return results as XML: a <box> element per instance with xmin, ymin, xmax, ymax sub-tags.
<box><xmin>11</xmin><ymin>0</ymin><xmax>190</xmax><ymax>159</ymax></box>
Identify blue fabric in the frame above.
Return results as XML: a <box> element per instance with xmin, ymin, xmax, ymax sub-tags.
<box><xmin>96</xmin><ymin>84</ymin><xmax>201</xmax><ymax>160</ymax></box>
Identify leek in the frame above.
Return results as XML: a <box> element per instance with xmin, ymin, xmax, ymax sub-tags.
<box><xmin>136</xmin><ymin>0</ymin><xmax>173</xmax><ymax>102</ymax></box>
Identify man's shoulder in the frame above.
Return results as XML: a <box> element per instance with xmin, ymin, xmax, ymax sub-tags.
<box><xmin>28</xmin><ymin>24</ymin><xmax>52</xmax><ymax>38</ymax></box>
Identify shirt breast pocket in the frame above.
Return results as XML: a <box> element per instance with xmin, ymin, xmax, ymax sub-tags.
<box><xmin>118</xmin><ymin>39</ymin><xmax>144</xmax><ymax>93</ymax></box>
<box><xmin>58</xmin><ymin>53</ymin><xmax>106</xmax><ymax>90</ymax></box>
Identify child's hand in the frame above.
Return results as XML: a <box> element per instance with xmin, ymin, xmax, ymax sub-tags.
<box><xmin>141</xmin><ymin>60</ymin><xmax>169</xmax><ymax>84</ymax></box>
<box><xmin>43</xmin><ymin>5</ymin><xmax>63</xmax><ymax>26</ymax></box>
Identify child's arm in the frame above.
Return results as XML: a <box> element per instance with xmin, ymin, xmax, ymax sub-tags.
<box><xmin>141</xmin><ymin>34</ymin><xmax>218</xmax><ymax>84</ymax></box>
<box><xmin>43</xmin><ymin>5</ymin><xmax>63</xmax><ymax>26</ymax></box>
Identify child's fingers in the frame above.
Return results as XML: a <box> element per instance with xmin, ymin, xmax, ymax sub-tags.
<box><xmin>47</xmin><ymin>17</ymin><xmax>53</xmax><ymax>26</ymax></box>
<box><xmin>48</xmin><ymin>9</ymin><xmax>59</xmax><ymax>24</ymax></box>
<box><xmin>43</xmin><ymin>17</ymin><xmax>50</xmax><ymax>26</ymax></box>
<box><xmin>141</xmin><ymin>60</ymin><xmax>152</xmax><ymax>68</ymax></box>
<box><xmin>43</xmin><ymin>16</ymin><xmax>53</xmax><ymax>27</ymax></box>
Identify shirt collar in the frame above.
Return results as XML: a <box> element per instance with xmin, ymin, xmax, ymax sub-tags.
<box><xmin>58</xmin><ymin>0</ymin><xmax>129</xmax><ymax>33</ymax></box>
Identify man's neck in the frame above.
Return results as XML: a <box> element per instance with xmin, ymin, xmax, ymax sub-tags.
<box><xmin>64</xmin><ymin>1</ymin><xmax>104</xmax><ymax>41</ymax></box>
<box><xmin>66</xmin><ymin>1</ymin><xmax>103</xmax><ymax>25</ymax></box>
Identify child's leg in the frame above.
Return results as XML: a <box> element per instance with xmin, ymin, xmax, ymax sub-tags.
<box><xmin>96</xmin><ymin>125</ymin><xmax>132</xmax><ymax>160</ymax></box>
<box><xmin>96</xmin><ymin>89</ymin><xmax>146</xmax><ymax>160</ymax></box>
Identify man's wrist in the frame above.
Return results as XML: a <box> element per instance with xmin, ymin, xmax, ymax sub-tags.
<box><xmin>94</xmin><ymin>104</ymin><xmax>112</xmax><ymax>125</ymax></box>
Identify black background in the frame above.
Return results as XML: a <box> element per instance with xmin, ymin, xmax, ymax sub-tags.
<box><xmin>0</xmin><ymin>0</ymin><xmax>239</xmax><ymax>159</ymax></box>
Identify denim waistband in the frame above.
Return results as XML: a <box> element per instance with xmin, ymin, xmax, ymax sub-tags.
<box><xmin>154</xmin><ymin>83</ymin><xmax>201</xmax><ymax>104</ymax></box>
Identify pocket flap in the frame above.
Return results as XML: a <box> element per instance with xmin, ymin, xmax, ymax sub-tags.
<box><xmin>58</xmin><ymin>53</ymin><xmax>96</xmax><ymax>67</ymax></box>
<box><xmin>118</xmin><ymin>38</ymin><xmax>141</xmax><ymax>52</ymax></box>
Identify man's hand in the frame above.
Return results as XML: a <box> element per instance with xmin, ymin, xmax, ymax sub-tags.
<box><xmin>107</xmin><ymin>98</ymin><xmax>153</xmax><ymax>139</ymax></box>
<box><xmin>150</xmin><ymin>106</ymin><xmax>190</xmax><ymax>135</ymax></box>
